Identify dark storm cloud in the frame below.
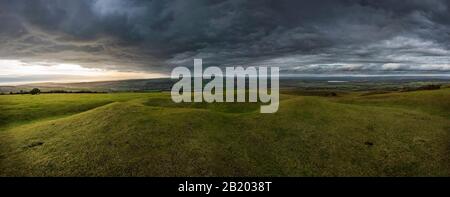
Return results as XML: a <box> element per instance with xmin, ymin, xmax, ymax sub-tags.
<box><xmin>0</xmin><ymin>0</ymin><xmax>449</xmax><ymax>74</ymax></box>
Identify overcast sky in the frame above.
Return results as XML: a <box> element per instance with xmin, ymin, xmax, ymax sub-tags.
<box><xmin>1</xmin><ymin>0</ymin><xmax>450</xmax><ymax>83</ymax></box>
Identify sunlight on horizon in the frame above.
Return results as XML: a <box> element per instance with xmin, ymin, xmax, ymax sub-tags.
<box><xmin>0</xmin><ymin>59</ymin><xmax>167</xmax><ymax>85</ymax></box>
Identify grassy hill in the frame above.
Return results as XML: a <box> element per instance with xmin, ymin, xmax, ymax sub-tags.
<box><xmin>0</xmin><ymin>89</ymin><xmax>449</xmax><ymax>176</ymax></box>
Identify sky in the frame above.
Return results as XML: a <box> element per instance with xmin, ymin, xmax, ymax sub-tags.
<box><xmin>0</xmin><ymin>0</ymin><xmax>450</xmax><ymax>84</ymax></box>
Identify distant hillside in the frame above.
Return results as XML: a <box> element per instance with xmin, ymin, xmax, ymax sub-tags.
<box><xmin>1</xmin><ymin>76</ymin><xmax>449</xmax><ymax>93</ymax></box>
<box><xmin>0</xmin><ymin>78</ymin><xmax>175</xmax><ymax>93</ymax></box>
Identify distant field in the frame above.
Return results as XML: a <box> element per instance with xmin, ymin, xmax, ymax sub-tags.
<box><xmin>0</xmin><ymin>88</ymin><xmax>449</xmax><ymax>176</ymax></box>
<box><xmin>2</xmin><ymin>76</ymin><xmax>450</xmax><ymax>93</ymax></box>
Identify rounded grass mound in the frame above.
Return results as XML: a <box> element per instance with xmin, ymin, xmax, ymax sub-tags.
<box><xmin>0</xmin><ymin>89</ymin><xmax>449</xmax><ymax>176</ymax></box>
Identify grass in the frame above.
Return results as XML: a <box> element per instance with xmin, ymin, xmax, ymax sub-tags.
<box><xmin>0</xmin><ymin>93</ymin><xmax>154</xmax><ymax>129</ymax></box>
<box><xmin>336</xmin><ymin>89</ymin><xmax>450</xmax><ymax>118</ymax></box>
<box><xmin>0</xmin><ymin>89</ymin><xmax>449</xmax><ymax>176</ymax></box>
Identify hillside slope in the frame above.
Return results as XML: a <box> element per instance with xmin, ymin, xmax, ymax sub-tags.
<box><xmin>0</xmin><ymin>90</ymin><xmax>449</xmax><ymax>176</ymax></box>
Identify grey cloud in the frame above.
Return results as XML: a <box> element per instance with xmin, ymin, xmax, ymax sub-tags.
<box><xmin>0</xmin><ymin>0</ymin><xmax>449</xmax><ymax>75</ymax></box>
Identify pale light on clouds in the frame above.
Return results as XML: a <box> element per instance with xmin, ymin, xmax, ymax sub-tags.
<box><xmin>0</xmin><ymin>59</ymin><xmax>166</xmax><ymax>85</ymax></box>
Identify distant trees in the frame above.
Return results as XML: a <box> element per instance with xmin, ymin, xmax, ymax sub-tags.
<box><xmin>7</xmin><ymin>90</ymin><xmax>29</xmax><ymax>95</ymax></box>
<box><xmin>6</xmin><ymin>89</ymin><xmax>106</xmax><ymax>95</ymax></box>
<box><xmin>402</xmin><ymin>84</ymin><xmax>441</xmax><ymax>92</ymax></box>
<box><xmin>46</xmin><ymin>90</ymin><xmax>103</xmax><ymax>94</ymax></box>
<box><xmin>30</xmin><ymin>88</ymin><xmax>41</xmax><ymax>95</ymax></box>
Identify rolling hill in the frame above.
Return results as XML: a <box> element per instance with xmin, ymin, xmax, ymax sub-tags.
<box><xmin>0</xmin><ymin>89</ymin><xmax>449</xmax><ymax>176</ymax></box>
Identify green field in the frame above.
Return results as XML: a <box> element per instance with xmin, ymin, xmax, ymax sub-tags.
<box><xmin>0</xmin><ymin>89</ymin><xmax>449</xmax><ymax>176</ymax></box>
